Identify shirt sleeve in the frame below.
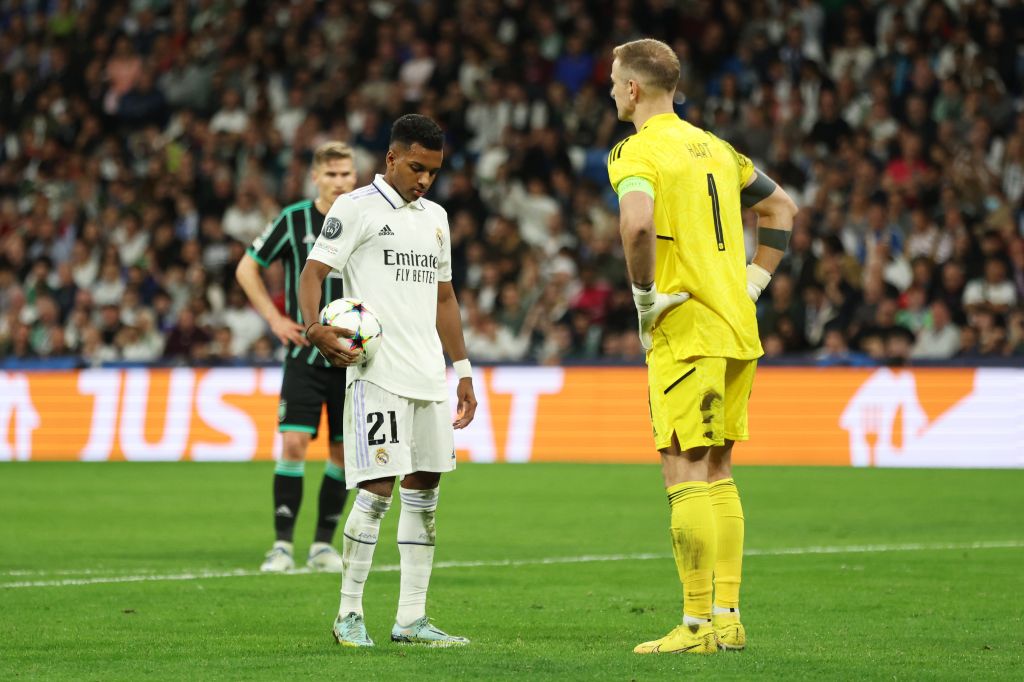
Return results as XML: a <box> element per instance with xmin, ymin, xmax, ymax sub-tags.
<box><xmin>437</xmin><ymin>207</ymin><xmax>453</xmax><ymax>283</ymax></box>
<box><xmin>607</xmin><ymin>136</ymin><xmax>657</xmax><ymax>195</ymax></box>
<box><xmin>246</xmin><ymin>215</ymin><xmax>290</xmax><ymax>267</ymax></box>
<box><xmin>714</xmin><ymin>134</ymin><xmax>756</xmax><ymax>188</ymax></box>
<box><xmin>307</xmin><ymin>195</ymin><xmax>368</xmax><ymax>272</ymax></box>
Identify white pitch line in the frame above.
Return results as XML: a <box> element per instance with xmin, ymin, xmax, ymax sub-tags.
<box><xmin>0</xmin><ymin>568</ymin><xmax>168</xmax><ymax>577</ymax></box>
<box><xmin>745</xmin><ymin>540</ymin><xmax>1024</xmax><ymax>556</ymax></box>
<box><xmin>2</xmin><ymin>540</ymin><xmax>1021</xmax><ymax>589</ymax></box>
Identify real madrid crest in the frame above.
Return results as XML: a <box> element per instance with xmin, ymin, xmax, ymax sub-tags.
<box><xmin>375</xmin><ymin>447</ymin><xmax>389</xmax><ymax>465</ymax></box>
<box><xmin>435</xmin><ymin>227</ymin><xmax>444</xmax><ymax>249</ymax></box>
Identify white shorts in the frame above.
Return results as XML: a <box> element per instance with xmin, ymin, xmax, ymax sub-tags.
<box><xmin>343</xmin><ymin>380</ymin><xmax>456</xmax><ymax>489</ymax></box>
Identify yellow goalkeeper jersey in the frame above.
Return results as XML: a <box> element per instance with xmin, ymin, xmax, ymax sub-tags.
<box><xmin>607</xmin><ymin>113</ymin><xmax>763</xmax><ymax>361</ymax></box>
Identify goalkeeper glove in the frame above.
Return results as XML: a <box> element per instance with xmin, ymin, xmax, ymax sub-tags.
<box><xmin>631</xmin><ymin>282</ymin><xmax>690</xmax><ymax>351</ymax></box>
<box><xmin>746</xmin><ymin>263</ymin><xmax>772</xmax><ymax>302</ymax></box>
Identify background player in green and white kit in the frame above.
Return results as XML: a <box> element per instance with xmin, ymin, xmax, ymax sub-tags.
<box><xmin>235</xmin><ymin>142</ymin><xmax>357</xmax><ymax>572</ymax></box>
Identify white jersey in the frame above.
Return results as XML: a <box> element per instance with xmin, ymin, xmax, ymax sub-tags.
<box><xmin>308</xmin><ymin>174</ymin><xmax>453</xmax><ymax>401</ymax></box>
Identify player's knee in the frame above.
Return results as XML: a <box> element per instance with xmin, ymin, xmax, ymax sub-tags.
<box><xmin>665</xmin><ymin>432</ymin><xmax>710</xmax><ymax>463</ymax></box>
<box><xmin>359</xmin><ymin>477</ymin><xmax>396</xmax><ymax>499</ymax></box>
<box><xmin>327</xmin><ymin>442</ymin><xmax>345</xmax><ymax>467</ymax></box>
<box><xmin>403</xmin><ymin>471</ymin><xmax>442</xmax><ymax>489</ymax></box>
<box><xmin>708</xmin><ymin>440</ymin><xmax>735</xmax><ymax>480</ymax></box>
<box><xmin>281</xmin><ymin>435</ymin><xmax>311</xmax><ymax>462</ymax></box>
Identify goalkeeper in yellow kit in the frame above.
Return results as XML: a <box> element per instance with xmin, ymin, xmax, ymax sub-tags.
<box><xmin>607</xmin><ymin>39</ymin><xmax>799</xmax><ymax>654</ymax></box>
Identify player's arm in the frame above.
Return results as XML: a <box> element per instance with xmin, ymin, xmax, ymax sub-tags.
<box><xmin>436</xmin><ymin>281</ymin><xmax>477</xmax><ymax>429</ymax></box>
<box><xmin>619</xmin><ymin>189</ymin><xmax>656</xmax><ymax>288</ymax></box>
<box><xmin>236</xmin><ymin>255</ymin><xmax>308</xmax><ymax>347</ymax></box>
<box><xmin>238</xmin><ymin>218</ymin><xmax>309</xmax><ymax>347</ymax></box>
<box><xmin>741</xmin><ymin>169</ymin><xmax>799</xmax><ymax>302</ymax></box>
<box><xmin>298</xmin><ymin>260</ymin><xmax>359</xmax><ymax>367</ymax></box>
<box><xmin>617</xmin><ymin>181</ymin><xmax>689</xmax><ymax>351</ymax></box>
<box><xmin>299</xmin><ymin>198</ymin><xmax>364</xmax><ymax>367</ymax></box>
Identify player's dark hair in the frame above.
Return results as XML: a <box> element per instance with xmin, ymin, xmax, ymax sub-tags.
<box><xmin>390</xmin><ymin>114</ymin><xmax>444</xmax><ymax>151</ymax></box>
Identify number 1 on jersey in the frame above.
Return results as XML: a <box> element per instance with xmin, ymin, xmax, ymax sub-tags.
<box><xmin>707</xmin><ymin>173</ymin><xmax>726</xmax><ymax>251</ymax></box>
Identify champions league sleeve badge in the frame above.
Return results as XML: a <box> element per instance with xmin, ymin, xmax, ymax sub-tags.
<box><xmin>323</xmin><ymin>217</ymin><xmax>343</xmax><ymax>239</ymax></box>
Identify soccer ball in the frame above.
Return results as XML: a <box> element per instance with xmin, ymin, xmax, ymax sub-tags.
<box><xmin>318</xmin><ymin>297</ymin><xmax>383</xmax><ymax>365</ymax></box>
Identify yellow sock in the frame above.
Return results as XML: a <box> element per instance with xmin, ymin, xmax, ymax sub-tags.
<box><xmin>666</xmin><ymin>481</ymin><xmax>716</xmax><ymax>621</ymax></box>
<box><xmin>709</xmin><ymin>478</ymin><xmax>744</xmax><ymax>610</ymax></box>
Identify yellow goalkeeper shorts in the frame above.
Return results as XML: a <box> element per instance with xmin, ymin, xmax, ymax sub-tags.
<box><xmin>647</xmin><ymin>351</ymin><xmax>757</xmax><ymax>452</ymax></box>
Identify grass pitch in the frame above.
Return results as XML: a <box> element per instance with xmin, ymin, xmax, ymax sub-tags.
<box><xmin>1</xmin><ymin>462</ymin><xmax>1022</xmax><ymax>680</ymax></box>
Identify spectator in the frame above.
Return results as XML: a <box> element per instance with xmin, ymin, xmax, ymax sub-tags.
<box><xmin>464</xmin><ymin>309</ymin><xmax>531</xmax><ymax>362</ymax></box>
<box><xmin>92</xmin><ymin>263</ymin><xmax>126</xmax><ymax>308</ymax></box>
<box><xmin>69</xmin><ymin>239</ymin><xmax>100</xmax><ymax>290</ymax></box>
<box><xmin>904</xmin><ymin>208</ymin><xmax>952</xmax><ymax>263</ymax></box>
<box><xmin>162</xmin><ymin>308</ymin><xmax>210</xmax><ymax>361</ymax></box>
<box><xmin>1009</xmin><ymin>238</ymin><xmax>1024</xmax><ymax>302</ymax></box>
<box><xmin>553</xmin><ymin>35</ymin><xmax>595</xmax><ymax>95</ymax></box>
<box><xmin>112</xmin><ymin>212</ymin><xmax>149</xmax><ymax>268</ymax></box>
<box><xmin>816</xmin><ymin>326</ymin><xmax>876</xmax><ymax>367</ymax></box>
<box><xmin>222</xmin><ymin>189</ymin><xmax>270</xmax><ymax>245</ymax></box>
<box><xmin>933</xmin><ymin>262</ymin><xmax>969</xmax><ymax>325</ymax></box>
<box><xmin>885</xmin><ymin>327</ymin><xmax>916</xmax><ymax>366</ymax></box>
<box><xmin>103</xmin><ymin>35</ymin><xmax>142</xmax><ymax>115</ymax></box>
<box><xmin>220</xmin><ymin>287</ymin><xmax>265</xmax><ymax>356</ymax></box>
<box><xmin>802</xmin><ymin>282</ymin><xmax>836</xmax><ymax>348</ymax></box>
<box><xmin>0</xmin><ymin>1</ymin><xmax>1021</xmax><ymax>368</ymax></box>
<box><xmin>974</xmin><ymin>309</ymin><xmax>1009</xmax><ymax>356</ymax></box>
<box><xmin>1007</xmin><ymin>310</ymin><xmax>1024</xmax><ymax>355</ymax></box>
<box><xmin>759</xmin><ymin>268</ymin><xmax>804</xmax><ymax>336</ymax></box>
<box><xmin>207</xmin><ymin>326</ymin><xmax>235</xmax><ymax>364</ymax></box>
<box><xmin>912</xmin><ymin>300</ymin><xmax>961</xmax><ymax>360</ymax></box>
<box><xmin>962</xmin><ymin>257</ymin><xmax>1018</xmax><ymax>316</ymax></box>
<box><xmin>249</xmin><ymin>335</ymin><xmax>277</xmax><ymax>362</ymax></box>
<box><xmin>209</xmin><ymin>89</ymin><xmax>249</xmax><ymax>136</ymax></box>
<box><xmin>118</xmin><ymin>311</ymin><xmax>163</xmax><ymax>362</ymax></box>
<box><xmin>80</xmin><ymin>326</ymin><xmax>118</xmax><ymax>366</ymax></box>
<box><xmin>895</xmin><ymin>285</ymin><xmax>929</xmax><ymax>334</ymax></box>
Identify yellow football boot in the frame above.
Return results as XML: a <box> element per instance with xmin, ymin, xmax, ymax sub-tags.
<box><xmin>633</xmin><ymin>623</ymin><xmax>718</xmax><ymax>654</ymax></box>
<box><xmin>713</xmin><ymin>612</ymin><xmax>746</xmax><ymax>651</ymax></box>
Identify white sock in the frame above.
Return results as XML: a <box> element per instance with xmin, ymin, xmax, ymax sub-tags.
<box><xmin>338</xmin><ymin>489</ymin><xmax>391</xmax><ymax>618</ymax></box>
<box><xmin>714</xmin><ymin>605</ymin><xmax>739</xmax><ymax>617</ymax></box>
<box><xmin>395</xmin><ymin>487</ymin><xmax>439</xmax><ymax>627</ymax></box>
<box><xmin>683</xmin><ymin>614</ymin><xmax>712</xmax><ymax>627</ymax></box>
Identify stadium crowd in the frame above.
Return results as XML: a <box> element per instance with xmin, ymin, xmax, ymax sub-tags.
<box><xmin>1</xmin><ymin>0</ymin><xmax>1024</xmax><ymax>367</ymax></box>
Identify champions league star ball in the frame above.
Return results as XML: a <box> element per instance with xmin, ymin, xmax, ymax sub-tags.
<box><xmin>319</xmin><ymin>297</ymin><xmax>383</xmax><ymax>365</ymax></box>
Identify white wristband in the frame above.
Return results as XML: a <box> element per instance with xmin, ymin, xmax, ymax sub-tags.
<box><xmin>453</xmin><ymin>359</ymin><xmax>472</xmax><ymax>379</ymax></box>
<box><xmin>631</xmin><ymin>282</ymin><xmax>657</xmax><ymax>310</ymax></box>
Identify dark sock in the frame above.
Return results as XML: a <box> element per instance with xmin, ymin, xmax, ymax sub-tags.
<box><xmin>273</xmin><ymin>460</ymin><xmax>305</xmax><ymax>542</ymax></box>
<box><xmin>314</xmin><ymin>462</ymin><xmax>348</xmax><ymax>544</ymax></box>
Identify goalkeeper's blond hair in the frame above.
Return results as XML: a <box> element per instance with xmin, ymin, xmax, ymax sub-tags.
<box><xmin>612</xmin><ymin>39</ymin><xmax>680</xmax><ymax>94</ymax></box>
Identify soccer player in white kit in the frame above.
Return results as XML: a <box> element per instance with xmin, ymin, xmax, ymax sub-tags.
<box><xmin>299</xmin><ymin>114</ymin><xmax>478</xmax><ymax>648</ymax></box>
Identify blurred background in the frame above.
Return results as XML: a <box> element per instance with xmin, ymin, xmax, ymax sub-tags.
<box><xmin>1</xmin><ymin>0</ymin><xmax>1023</xmax><ymax>370</ymax></box>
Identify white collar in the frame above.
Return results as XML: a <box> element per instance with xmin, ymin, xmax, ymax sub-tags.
<box><xmin>372</xmin><ymin>174</ymin><xmax>426</xmax><ymax>210</ymax></box>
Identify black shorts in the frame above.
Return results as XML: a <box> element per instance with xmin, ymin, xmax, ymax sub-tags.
<box><xmin>278</xmin><ymin>358</ymin><xmax>347</xmax><ymax>441</ymax></box>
